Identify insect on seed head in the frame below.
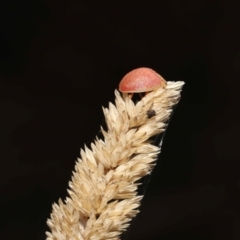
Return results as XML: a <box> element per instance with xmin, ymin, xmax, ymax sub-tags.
<box><xmin>118</xmin><ymin>67</ymin><xmax>167</xmax><ymax>93</ymax></box>
<box><xmin>146</xmin><ymin>109</ymin><xmax>156</xmax><ymax>119</ymax></box>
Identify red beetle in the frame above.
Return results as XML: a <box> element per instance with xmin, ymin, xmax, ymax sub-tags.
<box><xmin>118</xmin><ymin>67</ymin><xmax>167</xmax><ymax>98</ymax></box>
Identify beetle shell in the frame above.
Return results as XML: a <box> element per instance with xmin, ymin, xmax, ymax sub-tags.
<box><xmin>118</xmin><ymin>67</ymin><xmax>167</xmax><ymax>93</ymax></box>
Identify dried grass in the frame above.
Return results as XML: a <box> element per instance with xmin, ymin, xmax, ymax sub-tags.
<box><xmin>46</xmin><ymin>81</ymin><xmax>185</xmax><ymax>240</ymax></box>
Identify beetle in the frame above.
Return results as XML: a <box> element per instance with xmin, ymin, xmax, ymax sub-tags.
<box><xmin>118</xmin><ymin>67</ymin><xmax>167</xmax><ymax>98</ymax></box>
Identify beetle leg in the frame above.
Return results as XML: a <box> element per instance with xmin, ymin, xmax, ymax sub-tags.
<box><xmin>129</xmin><ymin>93</ymin><xmax>133</xmax><ymax>99</ymax></box>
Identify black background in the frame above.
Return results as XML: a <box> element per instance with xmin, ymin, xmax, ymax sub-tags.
<box><xmin>0</xmin><ymin>0</ymin><xmax>240</xmax><ymax>239</ymax></box>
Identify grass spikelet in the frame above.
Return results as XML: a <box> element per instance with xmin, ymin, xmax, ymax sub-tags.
<box><xmin>46</xmin><ymin>81</ymin><xmax>184</xmax><ymax>240</ymax></box>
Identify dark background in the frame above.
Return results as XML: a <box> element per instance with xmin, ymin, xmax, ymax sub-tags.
<box><xmin>0</xmin><ymin>0</ymin><xmax>240</xmax><ymax>239</ymax></box>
